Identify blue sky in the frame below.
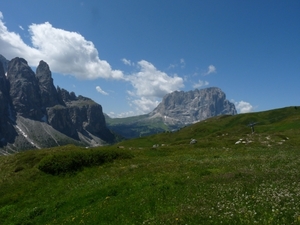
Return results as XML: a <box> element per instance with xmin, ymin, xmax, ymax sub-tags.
<box><xmin>0</xmin><ymin>0</ymin><xmax>299</xmax><ymax>117</ymax></box>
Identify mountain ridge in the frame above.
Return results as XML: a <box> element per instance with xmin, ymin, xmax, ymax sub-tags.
<box><xmin>0</xmin><ymin>55</ymin><xmax>117</xmax><ymax>154</ymax></box>
<box><xmin>105</xmin><ymin>87</ymin><xmax>237</xmax><ymax>138</ymax></box>
<box><xmin>1</xmin><ymin>54</ymin><xmax>237</xmax><ymax>153</ymax></box>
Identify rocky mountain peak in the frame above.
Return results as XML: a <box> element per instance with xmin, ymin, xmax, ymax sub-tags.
<box><xmin>0</xmin><ymin>62</ymin><xmax>5</xmax><ymax>79</ymax></box>
<box><xmin>150</xmin><ymin>87</ymin><xmax>237</xmax><ymax>126</ymax></box>
<box><xmin>0</xmin><ymin>54</ymin><xmax>9</xmax><ymax>73</ymax></box>
<box><xmin>57</xmin><ymin>87</ymin><xmax>77</xmax><ymax>102</ymax></box>
<box><xmin>0</xmin><ymin>60</ymin><xmax>8</xmax><ymax>94</ymax></box>
<box><xmin>36</xmin><ymin>60</ymin><xmax>51</xmax><ymax>81</ymax></box>
<box><xmin>36</xmin><ymin>60</ymin><xmax>60</xmax><ymax>107</ymax></box>
<box><xmin>7</xmin><ymin>57</ymin><xmax>43</xmax><ymax>119</ymax></box>
<box><xmin>7</xmin><ymin>57</ymin><xmax>31</xmax><ymax>78</ymax></box>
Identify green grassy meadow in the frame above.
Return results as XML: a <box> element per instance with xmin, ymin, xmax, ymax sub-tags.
<box><xmin>1</xmin><ymin>106</ymin><xmax>300</xmax><ymax>224</ymax></box>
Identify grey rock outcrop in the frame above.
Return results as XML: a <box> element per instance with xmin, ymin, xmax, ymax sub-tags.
<box><xmin>0</xmin><ymin>54</ymin><xmax>9</xmax><ymax>73</ymax></box>
<box><xmin>0</xmin><ymin>55</ymin><xmax>117</xmax><ymax>154</ymax></box>
<box><xmin>0</xmin><ymin>60</ymin><xmax>9</xmax><ymax>95</ymax></box>
<box><xmin>149</xmin><ymin>87</ymin><xmax>237</xmax><ymax>127</ymax></box>
<box><xmin>0</xmin><ymin>59</ymin><xmax>17</xmax><ymax>148</ymax></box>
<box><xmin>36</xmin><ymin>60</ymin><xmax>60</xmax><ymax>107</ymax></box>
<box><xmin>7</xmin><ymin>57</ymin><xmax>43</xmax><ymax>119</ymax></box>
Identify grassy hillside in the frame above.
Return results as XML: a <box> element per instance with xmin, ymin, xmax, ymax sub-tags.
<box><xmin>105</xmin><ymin>114</ymin><xmax>170</xmax><ymax>139</ymax></box>
<box><xmin>1</xmin><ymin>106</ymin><xmax>300</xmax><ymax>224</ymax></box>
<box><xmin>117</xmin><ymin>106</ymin><xmax>300</xmax><ymax>148</ymax></box>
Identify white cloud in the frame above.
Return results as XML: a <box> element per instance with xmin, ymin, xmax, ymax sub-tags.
<box><xmin>0</xmin><ymin>12</ymin><xmax>186</xmax><ymax>116</ymax></box>
<box><xmin>168</xmin><ymin>58</ymin><xmax>186</xmax><ymax>70</ymax></box>
<box><xmin>168</xmin><ymin>63</ymin><xmax>176</xmax><ymax>69</ymax></box>
<box><xmin>235</xmin><ymin>101</ymin><xmax>253</xmax><ymax>113</ymax></box>
<box><xmin>96</xmin><ymin>86</ymin><xmax>108</xmax><ymax>95</ymax></box>
<box><xmin>193</xmin><ymin>80</ymin><xmax>209</xmax><ymax>89</ymax></box>
<box><xmin>126</xmin><ymin>90</ymin><xmax>135</xmax><ymax>96</ymax></box>
<box><xmin>180</xmin><ymin>58</ymin><xmax>186</xmax><ymax>68</ymax></box>
<box><xmin>0</xmin><ymin>13</ymin><xmax>43</xmax><ymax>60</ymax></box>
<box><xmin>132</xmin><ymin>97</ymin><xmax>160</xmax><ymax>113</ymax></box>
<box><xmin>128</xmin><ymin>60</ymin><xmax>184</xmax><ymax>98</ymax></box>
<box><xmin>122</xmin><ymin>58</ymin><xmax>133</xmax><ymax>66</ymax></box>
<box><xmin>207</xmin><ymin>65</ymin><xmax>216</xmax><ymax>74</ymax></box>
<box><xmin>126</xmin><ymin>60</ymin><xmax>184</xmax><ymax>113</ymax></box>
<box><xmin>203</xmin><ymin>65</ymin><xmax>216</xmax><ymax>76</ymax></box>
<box><xmin>108</xmin><ymin>112</ymin><xmax>115</xmax><ymax>116</ymax></box>
<box><xmin>108</xmin><ymin>110</ymin><xmax>136</xmax><ymax>118</ymax></box>
<box><xmin>0</xmin><ymin>12</ymin><xmax>123</xmax><ymax>80</ymax></box>
<box><xmin>19</xmin><ymin>25</ymin><xmax>24</xmax><ymax>30</ymax></box>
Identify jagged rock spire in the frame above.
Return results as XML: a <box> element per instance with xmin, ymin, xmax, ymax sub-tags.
<box><xmin>36</xmin><ymin>60</ymin><xmax>59</xmax><ymax>107</ymax></box>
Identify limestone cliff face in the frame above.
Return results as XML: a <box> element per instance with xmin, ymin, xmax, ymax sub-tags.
<box><xmin>36</xmin><ymin>60</ymin><xmax>61</xmax><ymax>108</ymax></box>
<box><xmin>0</xmin><ymin>55</ymin><xmax>116</xmax><ymax>154</ymax></box>
<box><xmin>149</xmin><ymin>87</ymin><xmax>237</xmax><ymax>126</ymax></box>
<box><xmin>0</xmin><ymin>54</ymin><xmax>8</xmax><ymax>73</ymax></box>
<box><xmin>7</xmin><ymin>57</ymin><xmax>43</xmax><ymax>119</ymax></box>
<box><xmin>0</xmin><ymin>59</ymin><xmax>17</xmax><ymax>147</ymax></box>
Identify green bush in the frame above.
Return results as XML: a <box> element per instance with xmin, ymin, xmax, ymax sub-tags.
<box><xmin>38</xmin><ymin>149</ymin><xmax>133</xmax><ymax>175</ymax></box>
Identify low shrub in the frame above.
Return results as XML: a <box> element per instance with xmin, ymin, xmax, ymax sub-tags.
<box><xmin>38</xmin><ymin>149</ymin><xmax>133</xmax><ymax>175</ymax></box>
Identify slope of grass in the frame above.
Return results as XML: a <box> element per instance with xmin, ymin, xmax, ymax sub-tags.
<box><xmin>105</xmin><ymin>114</ymin><xmax>150</xmax><ymax>125</ymax></box>
<box><xmin>0</xmin><ymin>106</ymin><xmax>300</xmax><ymax>224</ymax></box>
<box><xmin>105</xmin><ymin>114</ymin><xmax>170</xmax><ymax>139</ymax></box>
<box><xmin>117</xmin><ymin>106</ymin><xmax>300</xmax><ymax>148</ymax></box>
<box><xmin>105</xmin><ymin>114</ymin><xmax>169</xmax><ymax>131</ymax></box>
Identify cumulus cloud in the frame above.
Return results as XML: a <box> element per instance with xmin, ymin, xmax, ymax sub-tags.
<box><xmin>132</xmin><ymin>97</ymin><xmax>160</xmax><ymax>113</ymax></box>
<box><xmin>193</xmin><ymin>80</ymin><xmax>209</xmax><ymax>89</ymax></box>
<box><xmin>0</xmin><ymin>12</ymin><xmax>186</xmax><ymax>116</ymax></box>
<box><xmin>0</xmin><ymin>12</ymin><xmax>123</xmax><ymax>80</ymax></box>
<box><xmin>0</xmin><ymin>13</ymin><xmax>43</xmax><ymax>60</ymax></box>
<box><xmin>235</xmin><ymin>101</ymin><xmax>253</xmax><ymax>113</ymax></box>
<box><xmin>126</xmin><ymin>60</ymin><xmax>184</xmax><ymax>113</ymax></box>
<box><xmin>122</xmin><ymin>58</ymin><xmax>133</xmax><ymax>66</ymax></box>
<box><xmin>96</xmin><ymin>86</ymin><xmax>108</xmax><ymax>95</ymax></box>
<box><xmin>128</xmin><ymin>60</ymin><xmax>184</xmax><ymax>98</ymax></box>
<box><xmin>204</xmin><ymin>65</ymin><xmax>216</xmax><ymax>76</ymax></box>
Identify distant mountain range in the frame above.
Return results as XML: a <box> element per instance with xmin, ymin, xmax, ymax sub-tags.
<box><xmin>105</xmin><ymin>87</ymin><xmax>237</xmax><ymax>138</ymax></box>
<box><xmin>0</xmin><ymin>54</ymin><xmax>237</xmax><ymax>153</ymax></box>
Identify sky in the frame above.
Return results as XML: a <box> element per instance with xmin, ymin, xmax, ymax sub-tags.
<box><xmin>0</xmin><ymin>0</ymin><xmax>299</xmax><ymax>117</ymax></box>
